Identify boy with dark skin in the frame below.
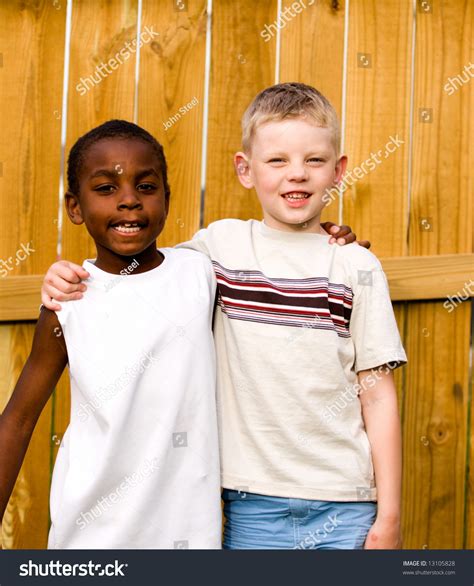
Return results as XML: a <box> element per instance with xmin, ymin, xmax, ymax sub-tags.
<box><xmin>0</xmin><ymin>122</ymin><xmax>222</xmax><ymax>548</ymax></box>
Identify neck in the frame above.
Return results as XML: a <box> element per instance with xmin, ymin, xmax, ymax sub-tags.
<box><xmin>263</xmin><ymin>214</ymin><xmax>326</xmax><ymax>234</ymax></box>
<box><xmin>93</xmin><ymin>242</ymin><xmax>163</xmax><ymax>274</ymax></box>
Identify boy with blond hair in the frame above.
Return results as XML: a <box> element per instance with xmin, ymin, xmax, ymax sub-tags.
<box><xmin>42</xmin><ymin>83</ymin><xmax>406</xmax><ymax>549</ymax></box>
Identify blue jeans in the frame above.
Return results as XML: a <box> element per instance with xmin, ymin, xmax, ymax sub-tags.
<box><xmin>222</xmin><ymin>489</ymin><xmax>377</xmax><ymax>550</ymax></box>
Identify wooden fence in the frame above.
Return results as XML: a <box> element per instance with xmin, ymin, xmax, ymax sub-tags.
<box><xmin>0</xmin><ymin>0</ymin><xmax>473</xmax><ymax>548</ymax></box>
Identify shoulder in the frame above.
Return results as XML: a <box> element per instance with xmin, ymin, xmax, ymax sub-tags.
<box><xmin>205</xmin><ymin>218</ymin><xmax>255</xmax><ymax>237</ymax></box>
<box><xmin>161</xmin><ymin>246</ymin><xmax>214</xmax><ymax>276</ymax></box>
<box><xmin>334</xmin><ymin>242</ymin><xmax>383</xmax><ymax>271</ymax></box>
<box><xmin>162</xmin><ymin>246</ymin><xmax>211</xmax><ymax>264</ymax></box>
<box><xmin>31</xmin><ymin>306</ymin><xmax>67</xmax><ymax>358</ymax></box>
<box><xmin>330</xmin><ymin>243</ymin><xmax>387</xmax><ymax>294</ymax></box>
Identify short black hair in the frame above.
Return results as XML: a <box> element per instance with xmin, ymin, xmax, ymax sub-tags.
<box><xmin>67</xmin><ymin>119</ymin><xmax>170</xmax><ymax>201</ymax></box>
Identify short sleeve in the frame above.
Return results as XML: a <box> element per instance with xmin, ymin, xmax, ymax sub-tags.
<box><xmin>175</xmin><ymin>228</ymin><xmax>211</xmax><ymax>258</ymax></box>
<box><xmin>348</xmin><ymin>255</ymin><xmax>407</xmax><ymax>373</ymax></box>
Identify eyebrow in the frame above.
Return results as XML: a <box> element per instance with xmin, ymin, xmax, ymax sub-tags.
<box><xmin>88</xmin><ymin>168</ymin><xmax>160</xmax><ymax>180</ymax></box>
<box><xmin>264</xmin><ymin>151</ymin><xmax>330</xmax><ymax>157</ymax></box>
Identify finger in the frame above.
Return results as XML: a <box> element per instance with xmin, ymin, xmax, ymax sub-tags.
<box><xmin>336</xmin><ymin>233</ymin><xmax>357</xmax><ymax>245</ymax></box>
<box><xmin>45</xmin><ymin>273</ymin><xmax>87</xmax><ymax>295</ymax></box>
<box><xmin>41</xmin><ymin>289</ymin><xmax>62</xmax><ymax>311</ymax></box>
<box><xmin>43</xmin><ymin>283</ymin><xmax>83</xmax><ymax>303</ymax></box>
<box><xmin>64</xmin><ymin>261</ymin><xmax>90</xmax><ymax>281</ymax></box>
<box><xmin>49</xmin><ymin>261</ymin><xmax>89</xmax><ymax>285</ymax></box>
<box><xmin>357</xmin><ymin>239</ymin><xmax>371</xmax><ymax>249</ymax></box>
<box><xmin>320</xmin><ymin>221</ymin><xmax>336</xmax><ymax>234</ymax></box>
<box><xmin>331</xmin><ymin>224</ymin><xmax>352</xmax><ymax>237</ymax></box>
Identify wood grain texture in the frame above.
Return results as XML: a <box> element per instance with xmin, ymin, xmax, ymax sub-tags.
<box><xmin>0</xmin><ymin>276</ymin><xmax>42</xmax><ymax>321</ymax></box>
<box><xmin>401</xmin><ymin>302</ymin><xmax>470</xmax><ymax>548</ymax></box>
<box><xmin>466</xmin><ymin>300</ymin><xmax>474</xmax><ymax>548</ymax></box>
<box><xmin>0</xmin><ymin>0</ymin><xmax>64</xmax><ymax>275</ymax></box>
<box><xmin>0</xmin><ymin>324</ymin><xmax>52</xmax><ymax>549</ymax></box>
<box><xmin>401</xmin><ymin>0</ymin><xmax>473</xmax><ymax>549</ymax></box>
<box><xmin>138</xmin><ymin>0</ymin><xmax>207</xmax><ymax>246</ymax></box>
<box><xmin>0</xmin><ymin>0</ymin><xmax>66</xmax><ymax>549</ymax></box>
<box><xmin>343</xmin><ymin>0</ymin><xmax>413</xmax><ymax>257</ymax></box>
<box><xmin>203</xmin><ymin>0</ymin><xmax>277</xmax><ymax>226</ymax></box>
<box><xmin>409</xmin><ymin>0</ymin><xmax>473</xmax><ymax>256</ymax></box>
<box><xmin>380</xmin><ymin>253</ymin><xmax>474</xmax><ymax>301</ymax></box>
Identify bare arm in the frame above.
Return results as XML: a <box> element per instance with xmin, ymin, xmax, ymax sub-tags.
<box><xmin>358</xmin><ymin>367</ymin><xmax>402</xmax><ymax>549</ymax></box>
<box><xmin>0</xmin><ymin>308</ymin><xmax>68</xmax><ymax>544</ymax></box>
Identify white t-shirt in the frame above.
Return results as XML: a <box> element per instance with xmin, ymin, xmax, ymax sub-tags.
<box><xmin>50</xmin><ymin>248</ymin><xmax>221</xmax><ymax>549</ymax></box>
<box><xmin>179</xmin><ymin>219</ymin><xmax>407</xmax><ymax>502</ymax></box>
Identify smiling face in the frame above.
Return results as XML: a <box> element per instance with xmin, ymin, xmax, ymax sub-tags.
<box><xmin>66</xmin><ymin>137</ymin><xmax>168</xmax><ymax>273</ymax></box>
<box><xmin>235</xmin><ymin>117</ymin><xmax>347</xmax><ymax>233</ymax></box>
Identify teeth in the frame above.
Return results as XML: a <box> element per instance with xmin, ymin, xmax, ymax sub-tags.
<box><xmin>113</xmin><ymin>225</ymin><xmax>141</xmax><ymax>233</ymax></box>
<box><xmin>285</xmin><ymin>192</ymin><xmax>310</xmax><ymax>200</ymax></box>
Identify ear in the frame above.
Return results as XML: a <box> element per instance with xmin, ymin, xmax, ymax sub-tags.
<box><xmin>65</xmin><ymin>191</ymin><xmax>85</xmax><ymax>225</ymax></box>
<box><xmin>234</xmin><ymin>152</ymin><xmax>253</xmax><ymax>189</ymax></box>
<box><xmin>333</xmin><ymin>155</ymin><xmax>348</xmax><ymax>186</ymax></box>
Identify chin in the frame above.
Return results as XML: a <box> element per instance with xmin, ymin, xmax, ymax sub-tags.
<box><xmin>278</xmin><ymin>214</ymin><xmax>317</xmax><ymax>226</ymax></box>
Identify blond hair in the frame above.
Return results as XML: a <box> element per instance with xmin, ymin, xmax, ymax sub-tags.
<box><xmin>241</xmin><ymin>82</ymin><xmax>340</xmax><ymax>155</ymax></box>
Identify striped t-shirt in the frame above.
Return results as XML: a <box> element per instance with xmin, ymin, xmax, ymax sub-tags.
<box><xmin>179</xmin><ymin>219</ymin><xmax>407</xmax><ymax>501</ymax></box>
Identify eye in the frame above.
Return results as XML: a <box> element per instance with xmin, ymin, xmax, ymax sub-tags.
<box><xmin>137</xmin><ymin>183</ymin><xmax>157</xmax><ymax>192</ymax></box>
<box><xmin>268</xmin><ymin>158</ymin><xmax>285</xmax><ymax>164</ymax></box>
<box><xmin>94</xmin><ymin>184</ymin><xmax>115</xmax><ymax>193</ymax></box>
<box><xmin>308</xmin><ymin>157</ymin><xmax>325</xmax><ymax>164</ymax></box>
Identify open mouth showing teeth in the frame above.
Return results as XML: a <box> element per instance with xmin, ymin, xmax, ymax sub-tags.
<box><xmin>282</xmin><ymin>192</ymin><xmax>311</xmax><ymax>201</ymax></box>
<box><xmin>111</xmin><ymin>222</ymin><xmax>144</xmax><ymax>233</ymax></box>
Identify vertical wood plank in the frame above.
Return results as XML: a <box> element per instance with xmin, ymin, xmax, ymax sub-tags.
<box><xmin>402</xmin><ymin>0</ymin><xmax>473</xmax><ymax>549</ymax></box>
<box><xmin>402</xmin><ymin>303</ymin><xmax>470</xmax><ymax>548</ymax></box>
<box><xmin>138</xmin><ymin>0</ymin><xmax>207</xmax><ymax>246</ymax></box>
<box><xmin>0</xmin><ymin>0</ymin><xmax>65</xmax><ymax>276</ymax></box>
<box><xmin>1</xmin><ymin>324</ymin><xmax>52</xmax><ymax>549</ymax></box>
<box><xmin>204</xmin><ymin>0</ymin><xmax>277</xmax><ymax>225</ymax></box>
<box><xmin>466</xmin><ymin>300</ymin><xmax>474</xmax><ymax>548</ymax></box>
<box><xmin>343</xmin><ymin>0</ymin><xmax>413</xmax><ymax>257</ymax></box>
<box><xmin>0</xmin><ymin>0</ymin><xmax>66</xmax><ymax>549</ymax></box>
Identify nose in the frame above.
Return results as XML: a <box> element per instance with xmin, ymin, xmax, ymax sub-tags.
<box><xmin>286</xmin><ymin>161</ymin><xmax>308</xmax><ymax>182</ymax></box>
<box><xmin>117</xmin><ymin>187</ymin><xmax>142</xmax><ymax>210</ymax></box>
